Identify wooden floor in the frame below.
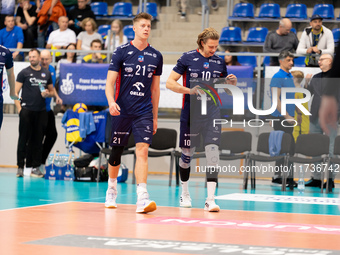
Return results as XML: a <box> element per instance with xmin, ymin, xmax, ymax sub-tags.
<box><xmin>1</xmin><ymin>202</ymin><xmax>340</xmax><ymax>255</ymax></box>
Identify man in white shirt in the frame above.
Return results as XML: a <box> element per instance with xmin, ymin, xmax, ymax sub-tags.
<box><xmin>46</xmin><ymin>16</ymin><xmax>76</xmax><ymax>50</ymax></box>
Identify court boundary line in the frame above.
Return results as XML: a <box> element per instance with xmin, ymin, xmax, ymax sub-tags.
<box><xmin>0</xmin><ymin>201</ymin><xmax>73</xmax><ymax>212</ymax></box>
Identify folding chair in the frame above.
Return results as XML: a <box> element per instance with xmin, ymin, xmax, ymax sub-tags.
<box><xmin>230</xmin><ymin>3</ymin><xmax>254</xmax><ymax>18</ymax></box>
<box><xmin>257</xmin><ymin>3</ymin><xmax>280</xmax><ymax>19</ymax></box>
<box><xmin>285</xmin><ymin>4</ymin><xmax>307</xmax><ymax>19</ymax></box>
<box><xmin>249</xmin><ymin>132</ymin><xmax>293</xmax><ymax>190</ymax></box>
<box><xmin>219</xmin><ymin>131</ymin><xmax>252</xmax><ymax>189</ymax></box>
<box><xmin>312</xmin><ymin>4</ymin><xmax>334</xmax><ymax>19</ymax></box>
<box><xmin>327</xmin><ymin>136</ymin><xmax>340</xmax><ymax>193</ymax></box>
<box><xmin>219</xmin><ymin>27</ymin><xmax>242</xmax><ymax>44</ymax></box>
<box><xmin>289</xmin><ymin>134</ymin><xmax>330</xmax><ymax>193</ymax></box>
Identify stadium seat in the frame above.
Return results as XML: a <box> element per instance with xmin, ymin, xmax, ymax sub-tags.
<box><xmin>123</xmin><ymin>25</ymin><xmax>134</xmax><ymax>41</ymax></box>
<box><xmin>112</xmin><ymin>2</ymin><xmax>133</xmax><ymax>17</ymax></box>
<box><xmin>90</xmin><ymin>2</ymin><xmax>108</xmax><ymax>16</ymax></box>
<box><xmin>290</xmin><ymin>28</ymin><xmax>296</xmax><ymax>34</ymax></box>
<box><xmin>333</xmin><ymin>28</ymin><xmax>340</xmax><ymax>43</ymax></box>
<box><xmin>257</xmin><ymin>3</ymin><xmax>280</xmax><ymax>19</ymax></box>
<box><xmin>230</xmin><ymin>3</ymin><xmax>254</xmax><ymax>18</ymax></box>
<box><xmin>137</xmin><ymin>2</ymin><xmax>158</xmax><ymax>19</ymax></box>
<box><xmin>98</xmin><ymin>25</ymin><xmax>110</xmax><ymax>40</ymax></box>
<box><xmin>285</xmin><ymin>4</ymin><xmax>307</xmax><ymax>19</ymax></box>
<box><xmin>246</xmin><ymin>27</ymin><xmax>268</xmax><ymax>43</ymax></box>
<box><xmin>237</xmin><ymin>54</ymin><xmax>257</xmax><ymax>68</ymax></box>
<box><xmin>294</xmin><ymin>57</ymin><xmax>305</xmax><ymax>67</ymax></box>
<box><xmin>312</xmin><ymin>4</ymin><xmax>334</xmax><ymax>19</ymax></box>
<box><xmin>219</xmin><ymin>27</ymin><xmax>242</xmax><ymax>44</ymax></box>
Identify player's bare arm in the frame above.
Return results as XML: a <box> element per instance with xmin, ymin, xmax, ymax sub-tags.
<box><xmin>166</xmin><ymin>70</ymin><xmax>204</xmax><ymax>95</ymax></box>
<box><xmin>105</xmin><ymin>70</ymin><xmax>121</xmax><ymax>116</ymax></box>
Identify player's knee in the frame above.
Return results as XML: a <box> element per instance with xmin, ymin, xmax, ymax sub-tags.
<box><xmin>179</xmin><ymin>147</ymin><xmax>195</xmax><ymax>169</ymax></box>
<box><xmin>109</xmin><ymin>146</ymin><xmax>125</xmax><ymax>166</ymax></box>
<box><xmin>205</xmin><ymin>144</ymin><xmax>219</xmax><ymax>166</ymax></box>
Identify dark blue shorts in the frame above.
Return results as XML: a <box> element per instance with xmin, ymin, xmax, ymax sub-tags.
<box><xmin>180</xmin><ymin>114</ymin><xmax>221</xmax><ymax>148</ymax></box>
<box><xmin>110</xmin><ymin>113</ymin><xmax>153</xmax><ymax>146</ymax></box>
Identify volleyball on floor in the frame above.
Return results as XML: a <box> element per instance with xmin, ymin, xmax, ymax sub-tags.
<box><xmin>73</xmin><ymin>103</ymin><xmax>87</xmax><ymax>113</ymax></box>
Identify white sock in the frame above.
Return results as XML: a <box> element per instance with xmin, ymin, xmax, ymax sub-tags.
<box><xmin>181</xmin><ymin>181</ymin><xmax>189</xmax><ymax>195</ymax></box>
<box><xmin>207</xmin><ymin>182</ymin><xmax>216</xmax><ymax>199</ymax></box>
<box><xmin>108</xmin><ymin>178</ymin><xmax>117</xmax><ymax>188</ymax></box>
<box><xmin>137</xmin><ymin>183</ymin><xmax>147</xmax><ymax>195</ymax></box>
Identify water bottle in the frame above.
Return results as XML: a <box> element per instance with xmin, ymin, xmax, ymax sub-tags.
<box><xmin>47</xmin><ymin>154</ymin><xmax>53</xmax><ymax>166</ymax></box>
<box><xmin>297</xmin><ymin>165</ymin><xmax>305</xmax><ymax>194</ymax></box>
<box><xmin>39</xmin><ymin>82</ymin><xmax>45</xmax><ymax>92</ymax></box>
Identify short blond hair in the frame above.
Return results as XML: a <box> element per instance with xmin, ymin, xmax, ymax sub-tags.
<box><xmin>82</xmin><ymin>17</ymin><xmax>97</xmax><ymax>31</ymax></box>
<box><xmin>133</xmin><ymin>12</ymin><xmax>152</xmax><ymax>24</ymax></box>
<box><xmin>197</xmin><ymin>27</ymin><xmax>219</xmax><ymax>50</ymax></box>
<box><xmin>291</xmin><ymin>70</ymin><xmax>304</xmax><ymax>84</ymax></box>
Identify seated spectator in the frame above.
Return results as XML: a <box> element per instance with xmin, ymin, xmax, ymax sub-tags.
<box><xmin>56</xmin><ymin>42</ymin><xmax>77</xmax><ymax>78</ymax></box>
<box><xmin>76</xmin><ymin>17</ymin><xmax>102</xmax><ymax>53</ymax></box>
<box><xmin>82</xmin><ymin>39</ymin><xmax>107</xmax><ymax>63</ymax></box>
<box><xmin>104</xmin><ymin>19</ymin><xmax>128</xmax><ymax>51</ymax></box>
<box><xmin>16</xmin><ymin>0</ymin><xmax>37</xmax><ymax>49</ymax></box>
<box><xmin>296</xmin><ymin>14</ymin><xmax>334</xmax><ymax>67</ymax></box>
<box><xmin>224</xmin><ymin>49</ymin><xmax>241</xmax><ymax>66</ymax></box>
<box><xmin>68</xmin><ymin>0</ymin><xmax>95</xmax><ymax>35</ymax></box>
<box><xmin>61</xmin><ymin>0</ymin><xmax>77</xmax><ymax>14</ymax></box>
<box><xmin>0</xmin><ymin>0</ymin><xmax>15</xmax><ymax>29</ymax></box>
<box><xmin>0</xmin><ymin>15</ymin><xmax>24</xmax><ymax>61</ymax></box>
<box><xmin>46</xmin><ymin>16</ymin><xmax>76</xmax><ymax>50</ymax></box>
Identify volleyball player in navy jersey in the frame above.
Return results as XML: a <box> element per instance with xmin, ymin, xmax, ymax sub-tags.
<box><xmin>105</xmin><ymin>13</ymin><xmax>163</xmax><ymax>213</ymax></box>
<box><xmin>166</xmin><ymin>28</ymin><xmax>237</xmax><ymax>212</ymax></box>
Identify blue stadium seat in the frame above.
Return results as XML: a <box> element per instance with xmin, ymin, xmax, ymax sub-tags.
<box><xmin>137</xmin><ymin>3</ymin><xmax>158</xmax><ymax>19</ymax></box>
<box><xmin>263</xmin><ymin>56</ymin><xmax>270</xmax><ymax>66</ymax></box>
<box><xmin>312</xmin><ymin>4</ymin><xmax>334</xmax><ymax>19</ymax></box>
<box><xmin>246</xmin><ymin>27</ymin><xmax>268</xmax><ymax>43</ymax></box>
<box><xmin>257</xmin><ymin>3</ymin><xmax>280</xmax><ymax>19</ymax></box>
<box><xmin>90</xmin><ymin>2</ymin><xmax>108</xmax><ymax>16</ymax></box>
<box><xmin>290</xmin><ymin>28</ymin><xmax>296</xmax><ymax>34</ymax></box>
<box><xmin>123</xmin><ymin>25</ymin><xmax>135</xmax><ymax>41</ymax></box>
<box><xmin>294</xmin><ymin>57</ymin><xmax>306</xmax><ymax>67</ymax></box>
<box><xmin>333</xmin><ymin>28</ymin><xmax>340</xmax><ymax>43</ymax></box>
<box><xmin>238</xmin><ymin>54</ymin><xmax>257</xmax><ymax>68</ymax></box>
<box><xmin>219</xmin><ymin>27</ymin><xmax>242</xmax><ymax>44</ymax></box>
<box><xmin>231</xmin><ymin>3</ymin><xmax>254</xmax><ymax>18</ymax></box>
<box><xmin>98</xmin><ymin>25</ymin><xmax>110</xmax><ymax>40</ymax></box>
<box><xmin>285</xmin><ymin>4</ymin><xmax>307</xmax><ymax>19</ymax></box>
<box><xmin>112</xmin><ymin>2</ymin><xmax>133</xmax><ymax>17</ymax></box>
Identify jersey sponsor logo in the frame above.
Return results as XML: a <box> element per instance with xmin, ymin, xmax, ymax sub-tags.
<box><xmin>203</xmin><ymin>62</ymin><xmax>209</xmax><ymax>69</ymax></box>
<box><xmin>128</xmin><ymin>51</ymin><xmax>133</xmax><ymax>55</ymax></box>
<box><xmin>190</xmin><ymin>73</ymin><xmax>198</xmax><ymax>78</ymax></box>
<box><xmin>193</xmin><ymin>58</ymin><xmax>199</xmax><ymax>61</ymax></box>
<box><xmin>148</xmin><ymin>64</ymin><xmax>157</xmax><ymax>68</ymax></box>
<box><xmin>148</xmin><ymin>73</ymin><xmax>153</xmax><ymax>78</ymax></box>
<box><xmin>138</xmin><ymin>55</ymin><xmax>144</xmax><ymax>62</ymax></box>
<box><xmin>144</xmin><ymin>52</ymin><xmax>153</xmax><ymax>57</ymax></box>
<box><xmin>153</xmin><ymin>53</ymin><xmax>157</xmax><ymax>58</ymax></box>
<box><xmin>2</xmin><ymin>52</ymin><xmax>5</xmax><ymax>56</ymax></box>
<box><xmin>125</xmin><ymin>67</ymin><xmax>133</xmax><ymax>73</ymax></box>
<box><xmin>60</xmin><ymin>73</ymin><xmax>75</xmax><ymax>95</ymax></box>
<box><xmin>123</xmin><ymin>62</ymin><xmax>134</xmax><ymax>66</ymax></box>
<box><xmin>132</xmin><ymin>82</ymin><xmax>145</xmax><ymax>91</ymax></box>
<box><xmin>124</xmin><ymin>74</ymin><xmax>133</xmax><ymax>77</ymax></box>
<box><xmin>212</xmin><ymin>137</ymin><xmax>218</xmax><ymax>141</ymax></box>
<box><xmin>41</xmin><ymin>73</ymin><xmax>46</xmax><ymax>77</ymax></box>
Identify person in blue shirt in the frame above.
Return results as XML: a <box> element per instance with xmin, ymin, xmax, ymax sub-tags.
<box><xmin>269</xmin><ymin>50</ymin><xmax>296</xmax><ymax>187</ymax></box>
<box><xmin>105</xmin><ymin>13</ymin><xmax>163</xmax><ymax>213</ymax></box>
<box><xmin>166</xmin><ymin>27</ymin><xmax>237</xmax><ymax>212</ymax></box>
<box><xmin>0</xmin><ymin>44</ymin><xmax>16</xmax><ymax>130</ymax></box>
<box><xmin>0</xmin><ymin>15</ymin><xmax>24</xmax><ymax>61</ymax></box>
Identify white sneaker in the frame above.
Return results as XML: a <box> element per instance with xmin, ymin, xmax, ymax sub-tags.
<box><xmin>180</xmin><ymin>192</ymin><xmax>192</xmax><ymax>208</ymax></box>
<box><xmin>136</xmin><ymin>192</ymin><xmax>157</xmax><ymax>213</ymax></box>
<box><xmin>105</xmin><ymin>187</ymin><xmax>117</xmax><ymax>208</ymax></box>
<box><xmin>204</xmin><ymin>197</ymin><xmax>220</xmax><ymax>212</ymax></box>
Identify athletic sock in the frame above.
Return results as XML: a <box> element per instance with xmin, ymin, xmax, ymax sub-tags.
<box><xmin>207</xmin><ymin>181</ymin><xmax>217</xmax><ymax>199</ymax></box>
<box><xmin>181</xmin><ymin>181</ymin><xmax>189</xmax><ymax>194</ymax></box>
<box><xmin>108</xmin><ymin>178</ymin><xmax>117</xmax><ymax>188</ymax></box>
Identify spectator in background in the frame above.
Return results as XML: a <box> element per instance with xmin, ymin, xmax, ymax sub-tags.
<box><xmin>224</xmin><ymin>49</ymin><xmax>241</xmax><ymax>66</ymax></box>
<box><xmin>0</xmin><ymin>0</ymin><xmax>15</xmax><ymax>30</ymax></box>
<box><xmin>68</xmin><ymin>0</ymin><xmax>95</xmax><ymax>35</ymax></box>
<box><xmin>16</xmin><ymin>0</ymin><xmax>38</xmax><ymax>49</ymax></box>
<box><xmin>36</xmin><ymin>0</ymin><xmax>65</xmax><ymax>48</ymax></box>
<box><xmin>177</xmin><ymin>0</ymin><xmax>187</xmax><ymax>19</ymax></box>
<box><xmin>46</xmin><ymin>16</ymin><xmax>76</xmax><ymax>50</ymax></box>
<box><xmin>82</xmin><ymin>39</ymin><xmax>106</xmax><ymax>63</ymax></box>
<box><xmin>0</xmin><ymin>15</ymin><xmax>24</xmax><ymax>61</ymax></box>
<box><xmin>56</xmin><ymin>42</ymin><xmax>77</xmax><ymax>78</ymax></box>
<box><xmin>297</xmin><ymin>14</ymin><xmax>334</xmax><ymax>67</ymax></box>
<box><xmin>304</xmin><ymin>54</ymin><xmax>339</xmax><ymax>188</ymax></box>
<box><xmin>60</xmin><ymin>0</ymin><xmax>77</xmax><ymax>14</ymax></box>
<box><xmin>264</xmin><ymin>18</ymin><xmax>299</xmax><ymax>66</ymax></box>
<box><xmin>14</xmin><ymin>49</ymin><xmax>54</xmax><ymax>178</ymax></box>
<box><xmin>76</xmin><ymin>17</ymin><xmax>102</xmax><ymax>57</ymax></box>
<box><xmin>104</xmin><ymin>19</ymin><xmax>128</xmax><ymax>51</ymax></box>
<box><xmin>291</xmin><ymin>70</ymin><xmax>309</xmax><ymax>142</ymax></box>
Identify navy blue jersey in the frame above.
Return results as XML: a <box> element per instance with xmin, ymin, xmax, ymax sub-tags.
<box><xmin>173</xmin><ymin>49</ymin><xmax>228</xmax><ymax>121</ymax></box>
<box><xmin>108</xmin><ymin>42</ymin><xmax>163</xmax><ymax>117</ymax></box>
<box><xmin>0</xmin><ymin>45</ymin><xmax>13</xmax><ymax>96</ymax></box>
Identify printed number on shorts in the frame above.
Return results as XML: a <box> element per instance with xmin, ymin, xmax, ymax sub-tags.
<box><xmin>184</xmin><ymin>139</ymin><xmax>191</xmax><ymax>146</ymax></box>
<box><xmin>112</xmin><ymin>137</ymin><xmax>121</xmax><ymax>144</ymax></box>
